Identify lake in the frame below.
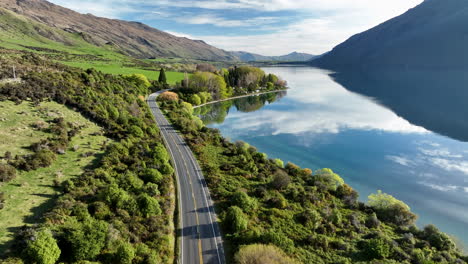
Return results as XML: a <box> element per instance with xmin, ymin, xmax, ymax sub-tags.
<box><xmin>195</xmin><ymin>66</ymin><xmax>468</xmax><ymax>247</ymax></box>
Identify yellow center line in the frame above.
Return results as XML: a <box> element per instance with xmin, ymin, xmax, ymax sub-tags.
<box><xmin>166</xmin><ymin>125</ymin><xmax>204</xmax><ymax>264</ymax></box>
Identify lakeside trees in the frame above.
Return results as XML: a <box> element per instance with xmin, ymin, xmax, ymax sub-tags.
<box><xmin>173</xmin><ymin>65</ymin><xmax>287</xmax><ymax>106</ymax></box>
<box><xmin>161</xmin><ymin>98</ymin><xmax>467</xmax><ymax>264</ymax></box>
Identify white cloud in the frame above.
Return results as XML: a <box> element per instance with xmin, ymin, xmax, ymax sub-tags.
<box><xmin>386</xmin><ymin>155</ymin><xmax>414</xmax><ymax>167</ymax></box>
<box><xmin>419</xmin><ymin>148</ymin><xmax>463</xmax><ymax>159</ymax></box>
<box><xmin>430</xmin><ymin>158</ymin><xmax>468</xmax><ymax>176</ymax></box>
<box><xmin>48</xmin><ymin>0</ymin><xmax>423</xmax><ymax>55</ymax></box>
<box><xmin>174</xmin><ymin>15</ymin><xmax>279</xmax><ymax>27</ymax></box>
<box><xmin>216</xmin><ymin>67</ymin><xmax>427</xmax><ymax>135</ymax></box>
<box><xmin>418</xmin><ymin>182</ymin><xmax>459</xmax><ymax>192</ymax></box>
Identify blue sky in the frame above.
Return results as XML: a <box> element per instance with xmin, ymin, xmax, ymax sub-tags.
<box><xmin>48</xmin><ymin>0</ymin><xmax>423</xmax><ymax>56</ymax></box>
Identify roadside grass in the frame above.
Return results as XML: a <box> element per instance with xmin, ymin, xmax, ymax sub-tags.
<box><xmin>0</xmin><ymin>100</ymin><xmax>108</xmax><ymax>255</ymax></box>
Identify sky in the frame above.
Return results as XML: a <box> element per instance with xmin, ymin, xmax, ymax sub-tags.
<box><xmin>48</xmin><ymin>0</ymin><xmax>423</xmax><ymax>56</ymax></box>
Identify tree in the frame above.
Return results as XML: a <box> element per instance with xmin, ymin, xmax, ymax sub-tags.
<box><xmin>138</xmin><ymin>193</ymin><xmax>162</xmax><ymax>217</ymax></box>
<box><xmin>368</xmin><ymin>190</ymin><xmax>417</xmax><ymax>226</ymax></box>
<box><xmin>124</xmin><ymin>74</ymin><xmax>151</xmax><ymax>88</ymax></box>
<box><xmin>423</xmin><ymin>224</ymin><xmax>455</xmax><ymax>251</ymax></box>
<box><xmin>158</xmin><ymin>68</ymin><xmax>167</xmax><ymax>84</ymax></box>
<box><xmin>115</xmin><ymin>241</ymin><xmax>136</xmax><ymax>264</ymax></box>
<box><xmin>232</xmin><ymin>191</ymin><xmax>257</xmax><ymax>213</ymax></box>
<box><xmin>363</xmin><ymin>238</ymin><xmax>392</xmax><ymax>260</ymax></box>
<box><xmin>188</xmin><ymin>94</ymin><xmax>202</xmax><ymax>105</ymax></box>
<box><xmin>314</xmin><ymin>168</ymin><xmax>344</xmax><ymax>191</ymax></box>
<box><xmin>271</xmin><ymin>169</ymin><xmax>291</xmax><ymax>190</ymax></box>
<box><xmin>235</xmin><ymin>244</ymin><xmax>297</xmax><ymax>264</ymax></box>
<box><xmin>24</xmin><ymin>229</ymin><xmax>61</xmax><ymax>264</ymax></box>
<box><xmin>189</xmin><ymin>72</ymin><xmax>228</xmax><ymax>100</ymax></box>
<box><xmin>66</xmin><ymin>219</ymin><xmax>108</xmax><ymax>261</ymax></box>
<box><xmin>225</xmin><ymin>206</ymin><xmax>248</xmax><ymax>233</ymax></box>
<box><xmin>196</xmin><ymin>63</ymin><xmax>217</xmax><ymax>72</ymax></box>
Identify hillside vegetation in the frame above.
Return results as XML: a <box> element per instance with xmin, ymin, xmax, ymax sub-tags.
<box><xmin>160</xmin><ymin>97</ymin><xmax>468</xmax><ymax>263</ymax></box>
<box><xmin>0</xmin><ymin>52</ymin><xmax>176</xmax><ymax>263</ymax></box>
<box><xmin>0</xmin><ymin>0</ymin><xmax>236</xmax><ymax>61</ymax></box>
<box><xmin>0</xmin><ymin>100</ymin><xmax>107</xmax><ymax>254</ymax></box>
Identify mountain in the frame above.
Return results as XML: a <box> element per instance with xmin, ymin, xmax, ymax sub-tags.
<box><xmin>231</xmin><ymin>51</ymin><xmax>316</xmax><ymax>62</ymax></box>
<box><xmin>312</xmin><ymin>0</ymin><xmax>468</xmax><ymax>69</ymax></box>
<box><xmin>0</xmin><ymin>0</ymin><xmax>236</xmax><ymax>61</ymax></box>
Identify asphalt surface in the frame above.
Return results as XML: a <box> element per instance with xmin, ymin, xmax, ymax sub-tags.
<box><xmin>147</xmin><ymin>92</ymin><xmax>225</xmax><ymax>264</ymax></box>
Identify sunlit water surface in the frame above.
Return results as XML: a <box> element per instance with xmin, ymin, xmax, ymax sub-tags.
<box><xmin>196</xmin><ymin>67</ymin><xmax>468</xmax><ymax>246</ymax></box>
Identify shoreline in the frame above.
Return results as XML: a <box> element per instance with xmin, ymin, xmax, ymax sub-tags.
<box><xmin>192</xmin><ymin>89</ymin><xmax>287</xmax><ymax>109</ymax></box>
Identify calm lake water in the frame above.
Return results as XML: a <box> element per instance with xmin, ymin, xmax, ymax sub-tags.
<box><xmin>196</xmin><ymin>66</ymin><xmax>468</xmax><ymax>247</ymax></box>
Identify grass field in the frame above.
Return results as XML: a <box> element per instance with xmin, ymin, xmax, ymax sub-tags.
<box><xmin>0</xmin><ymin>101</ymin><xmax>108</xmax><ymax>255</ymax></box>
<box><xmin>62</xmin><ymin>61</ymin><xmax>187</xmax><ymax>84</ymax></box>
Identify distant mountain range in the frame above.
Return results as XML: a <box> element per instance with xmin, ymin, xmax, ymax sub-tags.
<box><xmin>0</xmin><ymin>0</ymin><xmax>236</xmax><ymax>61</ymax></box>
<box><xmin>312</xmin><ymin>0</ymin><xmax>468</xmax><ymax>69</ymax></box>
<box><xmin>231</xmin><ymin>51</ymin><xmax>316</xmax><ymax>62</ymax></box>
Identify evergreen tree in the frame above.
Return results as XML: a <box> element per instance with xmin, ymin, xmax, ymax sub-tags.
<box><xmin>158</xmin><ymin>68</ymin><xmax>167</xmax><ymax>84</ymax></box>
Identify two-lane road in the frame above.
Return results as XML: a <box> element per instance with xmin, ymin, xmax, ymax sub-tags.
<box><xmin>147</xmin><ymin>92</ymin><xmax>225</xmax><ymax>264</ymax></box>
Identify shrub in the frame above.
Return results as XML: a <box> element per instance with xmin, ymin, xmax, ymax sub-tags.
<box><xmin>363</xmin><ymin>238</ymin><xmax>392</xmax><ymax>260</ymax></box>
<box><xmin>423</xmin><ymin>224</ymin><xmax>455</xmax><ymax>251</ymax></box>
<box><xmin>158</xmin><ymin>91</ymin><xmax>179</xmax><ymax>101</ymax></box>
<box><xmin>226</xmin><ymin>206</ymin><xmax>248</xmax><ymax>233</ymax></box>
<box><xmin>24</xmin><ymin>229</ymin><xmax>61</xmax><ymax>264</ymax></box>
<box><xmin>115</xmin><ymin>241</ymin><xmax>136</xmax><ymax>264</ymax></box>
<box><xmin>141</xmin><ymin>168</ymin><xmax>163</xmax><ymax>184</ymax></box>
<box><xmin>270</xmin><ymin>170</ymin><xmax>291</xmax><ymax>190</ymax></box>
<box><xmin>129</xmin><ymin>125</ymin><xmax>144</xmax><ymax>138</ymax></box>
<box><xmin>273</xmin><ymin>158</ymin><xmax>284</xmax><ymax>168</ymax></box>
<box><xmin>124</xmin><ymin>74</ymin><xmax>151</xmax><ymax>88</ymax></box>
<box><xmin>234</xmin><ymin>244</ymin><xmax>297</xmax><ymax>264</ymax></box>
<box><xmin>232</xmin><ymin>191</ymin><xmax>257</xmax><ymax>213</ymax></box>
<box><xmin>66</xmin><ymin>219</ymin><xmax>108</xmax><ymax>261</ymax></box>
<box><xmin>0</xmin><ymin>163</ymin><xmax>16</xmax><ymax>182</ymax></box>
<box><xmin>188</xmin><ymin>94</ymin><xmax>202</xmax><ymax>105</ymax></box>
<box><xmin>314</xmin><ymin>168</ymin><xmax>344</xmax><ymax>191</ymax></box>
<box><xmin>368</xmin><ymin>190</ymin><xmax>417</xmax><ymax>226</ymax></box>
<box><xmin>137</xmin><ymin>194</ymin><xmax>161</xmax><ymax>217</ymax></box>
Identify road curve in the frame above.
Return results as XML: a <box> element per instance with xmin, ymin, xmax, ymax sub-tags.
<box><xmin>147</xmin><ymin>91</ymin><xmax>225</xmax><ymax>264</ymax></box>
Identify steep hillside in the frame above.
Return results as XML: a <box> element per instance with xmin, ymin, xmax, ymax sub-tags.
<box><xmin>312</xmin><ymin>0</ymin><xmax>468</xmax><ymax>69</ymax></box>
<box><xmin>232</xmin><ymin>51</ymin><xmax>315</xmax><ymax>62</ymax></box>
<box><xmin>0</xmin><ymin>0</ymin><xmax>236</xmax><ymax>61</ymax></box>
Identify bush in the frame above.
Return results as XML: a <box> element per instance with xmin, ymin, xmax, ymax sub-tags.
<box><xmin>226</xmin><ymin>206</ymin><xmax>248</xmax><ymax>233</ymax></box>
<box><xmin>188</xmin><ymin>94</ymin><xmax>202</xmax><ymax>105</ymax></box>
<box><xmin>234</xmin><ymin>244</ymin><xmax>297</xmax><ymax>264</ymax></box>
<box><xmin>158</xmin><ymin>91</ymin><xmax>179</xmax><ymax>101</ymax></box>
<box><xmin>24</xmin><ymin>229</ymin><xmax>61</xmax><ymax>264</ymax></box>
<box><xmin>141</xmin><ymin>168</ymin><xmax>163</xmax><ymax>184</ymax></box>
<box><xmin>423</xmin><ymin>224</ymin><xmax>455</xmax><ymax>251</ymax></box>
<box><xmin>124</xmin><ymin>74</ymin><xmax>151</xmax><ymax>88</ymax></box>
<box><xmin>314</xmin><ymin>168</ymin><xmax>344</xmax><ymax>191</ymax></box>
<box><xmin>137</xmin><ymin>194</ymin><xmax>161</xmax><ymax>217</ymax></box>
<box><xmin>66</xmin><ymin>219</ymin><xmax>108</xmax><ymax>261</ymax></box>
<box><xmin>270</xmin><ymin>170</ymin><xmax>291</xmax><ymax>190</ymax></box>
<box><xmin>232</xmin><ymin>191</ymin><xmax>257</xmax><ymax>213</ymax></box>
<box><xmin>368</xmin><ymin>190</ymin><xmax>417</xmax><ymax>226</ymax></box>
<box><xmin>129</xmin><ymin>125</ymin><xmax>144</xmax><ymax>138</ymax></box>
<box><xmin>115</xmin><ymin>241</ymin><xmax>136</xmax><ymax>264</ymax></box>
<box><xmin>0</xmin><ymin>163</ymin><xmax>16</xmax><ymax>182</ymax></box>
<box><xmin>363</xmin><ymin>238</ymin><xmax>392</xmax><ymax>260</ymax></box>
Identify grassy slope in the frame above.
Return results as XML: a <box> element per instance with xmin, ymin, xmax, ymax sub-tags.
<box><xmin>0</xmin><ymin>8</ymin><xmax>185</xmax><ymax>84</ymax></box>
<box><xmin>0</xmin><ymin>101</ymin><xmax>108</xmax><ymax>255</ymax></box>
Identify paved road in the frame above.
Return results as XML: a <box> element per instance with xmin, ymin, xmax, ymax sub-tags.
<box><xmin>147</xmin><ymin>92</ymin><xmax>225</xmax><ymax>264</ymax></box>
